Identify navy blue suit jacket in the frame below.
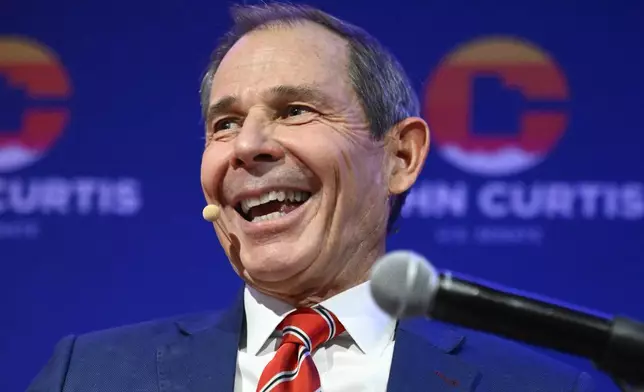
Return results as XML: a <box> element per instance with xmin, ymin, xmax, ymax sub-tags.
<box><xmin>28</xmin><ymin>288</ymin><xmax>594</xmax><ymax>391</ymax></box>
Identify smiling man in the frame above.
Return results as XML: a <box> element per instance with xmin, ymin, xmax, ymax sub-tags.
<box><xmin>29</xmin><ymin>3</ymin><xmax>594</xmax><ymax>392</ymax></box>
<box><xmin>199</xmin><ymin>14</ymin><xmax>419</xmax><ymax>310</ymax></box>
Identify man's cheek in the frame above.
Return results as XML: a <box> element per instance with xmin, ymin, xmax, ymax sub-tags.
<box><xmin>200</xmin><ymin>171</ymin><xmax>216</xmax><ymax>201</ymax></box>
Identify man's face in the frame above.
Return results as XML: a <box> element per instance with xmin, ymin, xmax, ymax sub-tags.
<box><xmin>201</xmin><ymin>23</ymin><xmax>392</xmax><ymax>300</ymax></box>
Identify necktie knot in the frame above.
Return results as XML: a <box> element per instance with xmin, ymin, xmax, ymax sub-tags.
<box><xmin>256</xmin><ymin>306</ymin><xmax>345</xmax><ymax>392</ymax></box>
<box><xmin>277</xmin><ymin>306</ymin><xmax>345</xmax><ymax>353</ymax></box>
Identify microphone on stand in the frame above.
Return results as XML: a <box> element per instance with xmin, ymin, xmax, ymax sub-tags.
<box><xmin>369</xmin><ymin>251</ymin><xmax>644</xmax><ymax>389</ymax></box>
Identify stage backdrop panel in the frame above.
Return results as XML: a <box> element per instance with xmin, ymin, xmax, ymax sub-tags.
<box><xmin>1</xmin><ymin>1</ymin><xmax>642</xmax><ymax>391</ymax></box>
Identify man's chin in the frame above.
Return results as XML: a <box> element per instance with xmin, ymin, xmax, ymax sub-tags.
<box><xmin>239</xmin><ymin>253</ymin><xmax>316</xmax><ymax>287</ymax></box>
<box><xmin>242</xmin><ymin>261</ymin><xmax>300</xmax><ymax>283</ymax></box>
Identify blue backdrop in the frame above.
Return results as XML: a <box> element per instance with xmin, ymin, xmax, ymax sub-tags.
<box><xmin>2</xmin><ymin>1</ymin><xmax>643</xmax><ymax>391</ymax></box>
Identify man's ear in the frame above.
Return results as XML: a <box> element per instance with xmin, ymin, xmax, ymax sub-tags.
<box><xmin>387</xmin><ymin>116</ymin><xmax>430</xmax><ymax>195</ymax></box>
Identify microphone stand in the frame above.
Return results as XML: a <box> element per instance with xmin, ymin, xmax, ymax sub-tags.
<box><xmin>592</xmin><ymin>317</ymin><xmax>644</xmax><ymax>392</ymax></box>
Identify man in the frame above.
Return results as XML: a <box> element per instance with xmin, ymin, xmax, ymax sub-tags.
<box><xmin>29</xmin><ymin>3</ymin><xmax>594</xmax><ymax>391</ymax></box>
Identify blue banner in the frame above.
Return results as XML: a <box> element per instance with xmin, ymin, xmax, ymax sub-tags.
<box><xmin>2</xmin><ymin>1</ymin><xmax>642</xmax><ymax>391</ymax></box>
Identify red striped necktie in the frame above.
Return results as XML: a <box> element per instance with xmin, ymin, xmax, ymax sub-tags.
<box><xmin>256</xmin><ymin>306</ymin><xmax>346</xmax><ymax>392</ymax></box>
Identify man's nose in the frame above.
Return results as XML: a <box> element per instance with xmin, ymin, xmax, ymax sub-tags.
<box><xmin>230</xmin><ymin>117</ymin><xmax>285</xmax><ymax>169</ymax></box>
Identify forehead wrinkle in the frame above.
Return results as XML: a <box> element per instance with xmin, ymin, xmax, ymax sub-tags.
<box><xmin>208</xmin><ymin>23</ymin><xmax>355</xmax><ymax>120</ymax></box>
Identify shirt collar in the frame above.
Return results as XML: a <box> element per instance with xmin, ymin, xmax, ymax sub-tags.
<box><xmin>243</xmin><ymin>281</ymin><xmax>396</xmax><ymax>356</ymax></box>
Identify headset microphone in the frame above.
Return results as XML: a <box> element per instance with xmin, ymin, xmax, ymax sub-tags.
<box><xmin>202</xmin><ymin>204</ymin><xmax>221</xmax><ymax>222</ymax></box>
<box><xmin>202</xmin><ymin>204</ymin><xmax>236</xmax><ymax>244</ymax></box>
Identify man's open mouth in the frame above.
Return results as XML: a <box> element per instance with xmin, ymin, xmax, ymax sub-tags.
<box><xmin>235</xmin><ymin>190</ymin><xmax>312</xmax><ymax>223</ymax></box>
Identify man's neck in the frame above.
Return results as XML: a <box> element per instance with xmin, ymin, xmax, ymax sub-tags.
<box><xmin>247</xmin><ymin>242</ymin><xmax>386</xmax><ymax>308</ymax></box>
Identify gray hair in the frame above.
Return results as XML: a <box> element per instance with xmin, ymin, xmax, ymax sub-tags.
<box><xmin>199</xmin><ymin>2</ymin><xmax>420</xmax><ymax>233</ymax></box>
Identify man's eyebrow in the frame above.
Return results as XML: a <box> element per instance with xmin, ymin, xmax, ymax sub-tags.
<box><xmin>264</xmin><ymin>84</ymin><xmax>333</xmax><ymax>107</ymax></box>
<box><xmin>205</xmin><ymin>84</ymin><xmax>332</xmax><ymax>124</ymax></box>
<box><xmin>206</xmin><ymin>95</ymin><xmax>238</xmax><ymax>125</ymax></box>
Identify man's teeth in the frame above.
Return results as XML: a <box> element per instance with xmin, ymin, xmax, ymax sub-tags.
<box><xmin>252</xmin><ymin>211</ymin><xmax>286</xmax><ymax>223</ymax></box>
<box><xmin>240</xmin><ymin>190</ymin><xmax>310</xmax><ymax>214</ymax></box>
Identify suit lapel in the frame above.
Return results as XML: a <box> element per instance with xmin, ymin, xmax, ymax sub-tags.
<box><xmin>387</xmin><ymin>319</ymin><xmax>482</xmax><ymax>392</ymax></box>
<box><xmin>157</xmin><ymin>289</ymin><xmax>244</xmax><ymax>392</ymax></box>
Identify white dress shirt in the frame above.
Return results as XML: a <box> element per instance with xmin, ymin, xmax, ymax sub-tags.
<box><xmin>234</xmin><ymin>281</ymin><xmax>397</xmax><ymax>392</ymax></box>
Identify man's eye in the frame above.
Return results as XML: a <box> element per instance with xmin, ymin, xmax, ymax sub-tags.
<box><xmin>282</xmin><ymin>105</ymin><xmax>312</xmax><ymax>118</ymax></box>
<box><xmin>213</xmin><ymin>118</ymin><xmax>241</xmax><ymax>132</ymax></box>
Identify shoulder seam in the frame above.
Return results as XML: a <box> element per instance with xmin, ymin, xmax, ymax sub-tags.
<box><xmin>60</xmin><ymin>334</ymin><xmax>77</xmax><ymax>392</ymax></box>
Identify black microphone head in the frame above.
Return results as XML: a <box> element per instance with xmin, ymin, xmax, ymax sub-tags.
<box><xmin>369</xmin><ymin>251</ymin><xmax>439</xmax><ymax>318</ymax></box>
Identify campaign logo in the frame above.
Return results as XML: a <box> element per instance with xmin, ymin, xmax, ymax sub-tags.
<box><xmin>406</xmin><ymin>35</ymin><xmax>643</xmax><ymax>246</ymax></box>
<box><xmin>424</xmin><ymin>36</ymin><xmax>569</xmax><ymax>176</ymax></box>
<box><xmin>0</xmin><ymin>36</ymin><xmax>143</xmax><ymax>240</ymax></box>
<box><xmin>0</xmin><ymin>37</ymin><xmax>71</xmax><ymax>173</ymax></box>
